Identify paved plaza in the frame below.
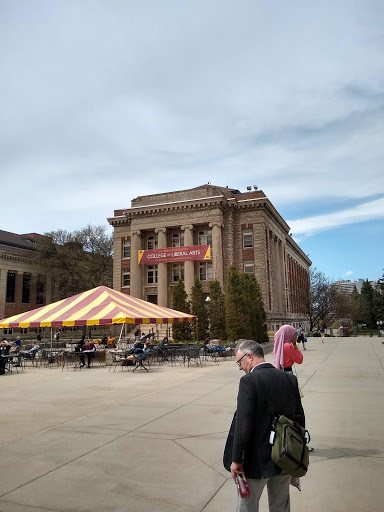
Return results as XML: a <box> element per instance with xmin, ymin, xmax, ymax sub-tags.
<box><xmin>0</xmin><ymin>336</ymin><xmax>383</xmax><ymax>511</ymax></box>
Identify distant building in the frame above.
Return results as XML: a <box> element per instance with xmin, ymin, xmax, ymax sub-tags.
<box><xmin>333</xmin><ymin>280</ymin><xmax>357</xmax><ymax>294</ymax></box>
<box><xmin>108</xmin><ymin>184</ymin><xmax>312</xmax><ymax>331</ymax></box>
<box><xmin>0</xmin><ymin>230</ymin><xmax>52</xmax><ymax>330</ymax></box>
<box><xmin>333</xmin><ymin>278</ymin><xmax>378</xmax><ymax>294</ymax></box>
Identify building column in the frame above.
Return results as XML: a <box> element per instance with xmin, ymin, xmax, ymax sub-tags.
<box><xmin>155</xmin><ymin>228</ymin><xmax>168</xmax><ymax>306</ymax></box>
<box><xmin>130</xmin><ymin>231</ymin><xmax>142</xmax><ymax>299</ymax></box>
<box><xmin>209</xmin><ymin>222</ymin><xmax>224</xmax><ymax>288</ymax></box>
<box><xmin>276</xmin><ymin>238</ymin><xmax>284</xmax><ymax>313</ymax></box>
<box><xmin>181</xmin><ymin>225</ymin><xmax>194</xmax><ymax>297</ymax></box>
<box><xmin>0</xmin><ymin>268</ymin><xmax>7</xmax><ymax>319</ymax></box>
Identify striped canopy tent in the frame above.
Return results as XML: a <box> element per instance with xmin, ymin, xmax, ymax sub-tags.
<box><xmin>0</xmin><ymin>286</ymin><xmax>196</xmax><ymax>328</ymax></box>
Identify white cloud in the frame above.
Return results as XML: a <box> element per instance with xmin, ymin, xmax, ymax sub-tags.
<box><xmin>343</xmin><ymin>270</ymin><xmax>354</xmax><ymax>277</ymax></box>
<box><xmin>0</xmin><ymin>1</ymin><xmax>383</xmax><ymax>235</ymax></box>
<box><xmin>288</xmin><ymin>197</ymin><xmax>384</xmax><ymax>236</ymax></box>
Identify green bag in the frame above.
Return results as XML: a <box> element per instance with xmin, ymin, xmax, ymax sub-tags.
<box><xmin>271</xmin><ymin>415</ymin><xmax>310</xmax><ymax>478</ymax></box>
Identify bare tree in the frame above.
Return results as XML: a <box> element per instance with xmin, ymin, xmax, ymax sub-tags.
<box><xmin>34</xmin><ymin>225</ymin><xmax>113</xmax><ymax>300</ymax></box>
<box><xmin>304</xmin><ymin>268</ymin><xmax>340</xmax><ymax>331</ymax></box>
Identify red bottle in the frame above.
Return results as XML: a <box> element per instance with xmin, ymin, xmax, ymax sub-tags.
<box><xmin>236</xmin><ymin>474</ymin><xmax>250</xmax><ymax>498</ymax></box>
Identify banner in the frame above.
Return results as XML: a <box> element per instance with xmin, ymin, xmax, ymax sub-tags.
<box><xmin>138</xmin><ymin>244</ymin><xmax>211</xmax><ymax>265</ymax></box>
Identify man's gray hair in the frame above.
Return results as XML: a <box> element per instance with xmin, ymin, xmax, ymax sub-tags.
<box><xmin>237</xmin><ymin>339</ymin><xmax>264</xmax><ymax>358</ymax></box>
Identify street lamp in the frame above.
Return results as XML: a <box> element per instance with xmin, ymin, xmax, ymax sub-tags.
<box><xmin>377</xmin><ymin>320</ymin><xmax>383</xmax><ymax>337</ymax></box>
<box><xmin>205</xmin><ymin>296</ymin><xmax>211</xmax><ymax>304</ymax></box>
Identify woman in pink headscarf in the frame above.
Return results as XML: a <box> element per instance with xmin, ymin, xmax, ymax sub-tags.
<box><xmin>273</xmin><ymin>324</ymin><xmax>303</xmax><ymax>372</ymax></box>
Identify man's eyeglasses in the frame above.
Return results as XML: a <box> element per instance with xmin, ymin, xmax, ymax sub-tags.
<box><xmin>236</xmin><ymin>353</ymin><xmax>248</xmax><ymax>366</ymax></box>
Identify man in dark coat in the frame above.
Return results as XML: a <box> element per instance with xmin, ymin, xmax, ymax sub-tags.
<box><xmin>223</xmin><ymin>340</ymin><xmax>305</xmax><ymax>512</ymax></box>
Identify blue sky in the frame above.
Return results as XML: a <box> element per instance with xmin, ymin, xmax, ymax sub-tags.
<box><xmin>0</xmin><ymin>0</ymin><xmax>383</xmax><ymax>282</ymax></box>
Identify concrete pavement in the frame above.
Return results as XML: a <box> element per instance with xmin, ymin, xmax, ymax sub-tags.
<box><xmin>0</xmin><ymin>336</ymin><xmax>383</xmax><ymax>511</ymax></box>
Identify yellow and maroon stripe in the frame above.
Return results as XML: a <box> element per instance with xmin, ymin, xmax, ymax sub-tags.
<box><xmin>0</xmin><ymin>286</ymin><xmax>196</xmax><ymax>327</ymax></box>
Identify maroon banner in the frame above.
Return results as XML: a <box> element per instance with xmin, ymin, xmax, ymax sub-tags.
<box><xmin>138</xmin><ymin>244</ymin><xmax>211</xmax><ymax>264</ymax></box>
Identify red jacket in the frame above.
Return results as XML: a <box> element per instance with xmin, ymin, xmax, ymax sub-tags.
<box><xmin>283</xmin><ymin>343</ymin><xmax>303</xmax><ymax>367</ymax></box>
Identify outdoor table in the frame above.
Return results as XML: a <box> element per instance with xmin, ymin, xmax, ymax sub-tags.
<box><xmin>62</xmin><ymin>351</ymin><xmax>81</xmax><ymax>371</ymax></box>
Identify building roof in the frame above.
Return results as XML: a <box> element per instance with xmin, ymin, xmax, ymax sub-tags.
<box><xmin>112</xmin><ymin>183</ymin><xmax>266</xmax><ymax>215</ymax></box>
<box><xmin>0</xmin><ymin>230</ymin><xmax>39</xmax><ymax>251</ymax></box>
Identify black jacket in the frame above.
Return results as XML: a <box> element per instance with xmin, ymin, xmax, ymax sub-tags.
<box><xmin>223</xmin><ymin>362</ymin><xmax>305</xmax><ymax>479</ymax></box>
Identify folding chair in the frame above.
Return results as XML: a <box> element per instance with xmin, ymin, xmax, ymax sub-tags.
<box><xmin>133</xmin><ymin>353</ymin><xmax>149</xmax><ymax>372</ymax></box>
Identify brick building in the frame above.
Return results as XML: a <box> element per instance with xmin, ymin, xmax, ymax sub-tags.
<box><xmin>0</xmin><ymin>230</ymin><xmax>52</xmax><ymax>330</ymax></box>
<box><xmin>108</xmin><ymin>184</ymin><xmax>311</xmax><ymax>330</ymax></box>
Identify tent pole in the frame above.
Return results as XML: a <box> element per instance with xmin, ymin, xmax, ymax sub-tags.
<box><xmin>117</xmin><ymin>324</ymin><xmax>124</xmax><ymax>349</ymax></box>
<box><xmin>50</xmin><ymin>326</ymin><xmax>52</xmax><ymax>351</ymax></box>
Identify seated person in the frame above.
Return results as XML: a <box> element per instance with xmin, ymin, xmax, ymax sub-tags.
<box><xmin>23</xmin><ymin>341</ymin><xmax>40</xmax><ymax>359</ymax></box>
<box><xmin>75</xmin><ymin>336</ymin><xmax>85</xmax><ymax>352</ymax></box>
<box><xmin>100</xmin><ymin>335</ymin><xmax>108</xmax><ymax>347</ymax></box>
<box><xmin>159</xmin><ymin>336</ymin><xmax>169</xmax><ymax>349</ymax></box>
<box><xmin>126</xmin><ymin>340</ymin><xmax>143</xmax><ymax>355</ymax></box>
<box><xmin>0</xmin><ymin>339</ymin><xmax>11</xmax><ymax>375</ymax></box>
<box><xmin>10</xmin><ymin>337</ymin><xmax>22</xmax><ymax>353</ymax></box>
<box><xmin>80</xmin><ymin>339</ymin><xmax>96</xmax><ymax>368</ymax></box>
<box><xmin>10</xmin><ymin>337</ymin><xmax>22</xmax><ymax>365</ymax></box>
<box><xmin>125</xmin><ymin>343</ymin><xmax>150</xmax><ymax>364</ymax></box>
<box><xmin>208</xmin><ymin>339</ymin><xmax>225</xmax><ymax>353</ymax></box>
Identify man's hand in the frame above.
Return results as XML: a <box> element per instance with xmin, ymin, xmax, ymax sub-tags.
<box><xmin>230</xmin><ymin>462</ymin><xmax>244</xmax><ymax>483</ymax></box>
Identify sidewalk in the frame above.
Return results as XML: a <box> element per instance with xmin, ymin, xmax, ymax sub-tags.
<box><xmin>0</xmin><ymin>336</ymin><xmax>383</xmax><ymax>511</ymax></box>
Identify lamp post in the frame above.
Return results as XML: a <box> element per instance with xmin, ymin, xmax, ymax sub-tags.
<box><xmin>205</xmin><ymin>296</ymin><xmax>211</xmax><ymax>336</ymax></box>
<box><xmin>377</xmin><ymin>320</ymin><xmax>383</xmax><ymax>337</ymax></box>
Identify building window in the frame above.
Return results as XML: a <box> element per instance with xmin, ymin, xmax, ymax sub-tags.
<box><xmin>123</xmin><ymin>240</ymin><xmax>131</xmax><ymax>258</ymax></box>
<box><xmin>198</xmin><ymin>229</ymin><xmax>212</xmax><ymax>247</ymax></box>
<box><xmin>199</xmin><ymin>262</ymin><xmax>213</xmax><ymax>281</ymax></box>
<box><xmin>147</xmin><ymin>235</ymin><xmax>158</xmax><ymax>250</ymax></box>
<box><xmin>172</xmin><ymin>263</ymin><xmax>184</xmax><ymax>282</ymax></box>
<box><xmin>6</xmin><ymin>272</ymin><xmax>16</xmax><ymax>303</ymax></box>
<box><xmin>243</xmin><ymin>228</ymin><xmax>253</xmax><ymax>248</ymax></box>
<box><xmin>244</xmin><ymin>261</ymin><xmax>254</xmax><ymax>273</ymax></box>
<box><xmin>172</xmin><ymin>232</ymin><xmax>184</xmax><ymax>247</ymax></box>
<box><xmin>122</xmin><ymin>270</ymin><xmax>130</xmax><ymax>287</ymax></box>
<box><xmin>22</xmin><ymin>274</ymin><xmax>31</xmax><ymax>304</ymax></box>
<box><xmin>36</xmin><ymin>277</ymin><xmax>45</xmax><ymax>305</ymax></box>
<box><xmin>147</xmin><ymin>265</ymin><xmax>158</xmax><ymax>284</ymax></box>
<box><xmin>20</xmin><ymin>327</ymin><xmax>28</xmax><ymax>334</ymax></box>
<box><xmin>3</xmin><ymin>328</ymin><xmax>13</xmax><ymax>335</ymax></box>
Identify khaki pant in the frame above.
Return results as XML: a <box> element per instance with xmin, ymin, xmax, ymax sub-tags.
<box><xmin>236</xmin><ymin>472</ymin><xmax>291</xmax><ymax>512</ymax></box>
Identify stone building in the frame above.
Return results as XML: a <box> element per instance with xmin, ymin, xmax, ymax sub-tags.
<box><xmin>108</xmin><ymin>184</ymin><xmax>311</xmax><ymax>330</ymax></box>
<box><xmin>0</xmin><ymin>230</ymin><xmax>51</xmax><ymax>330</ymax></box>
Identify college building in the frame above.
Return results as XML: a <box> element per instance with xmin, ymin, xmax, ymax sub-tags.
<box><xmin>108</xmin><ymin>184</ymin><xmax>311</xmax><ymax>331</ymax></box>
<box><xmin>0</xmin><ymin>230</ymin><xmax>52</xmax><ymax>331</ymax></box>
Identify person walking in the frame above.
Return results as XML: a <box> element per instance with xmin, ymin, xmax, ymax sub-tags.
<box><xmin>223</xmin><ymin>340</ymin><xmax>305</xmax><ymax>512</ymax></box>
<box><xmin>319</xmin><ymin>325</ymin><xmax>325</xmax><ymax>343</ymax></box>
<box><xmin>296</xmin><ymin>324</ymin><xmax>306</xmax><ymax>350</ymax></box>
<box><xmin>274</xmin><ymin>325</ymin><xmax>314</xmax><ymax>454</ymax></box>
<box><xmin>273</xmin><ymin>325</ymin><xmax>303</xmax><ymax>373</ymax></box>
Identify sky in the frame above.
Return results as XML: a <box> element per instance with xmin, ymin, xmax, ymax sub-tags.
<box><xmin>1</xmin><ymin>0</ymin><xmax>383</xmax><ymax>282</ymax></box>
